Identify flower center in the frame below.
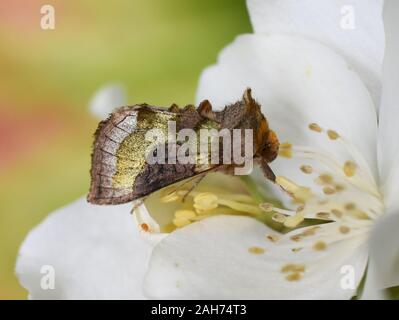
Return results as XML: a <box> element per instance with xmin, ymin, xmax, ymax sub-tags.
<box><xmin>265</xmin><ymin>123</ymin><xmax>384</xmax><ymax>251</ymax></box>
<box><xmin>160</xmin><ymin>187</ymin><xmax>268</xmax><ymax>229</ymax></box>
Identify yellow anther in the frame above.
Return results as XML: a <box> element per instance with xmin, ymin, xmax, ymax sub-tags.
<box><xmin>327</xmin><ymin>130</ymin><xmax>340</xmax><ymax>140</ymax></box>
<box><xmin>279</xmin><ymin>142</ymin><xmax>293</xmax><ymax>158</ymax></box>
<box><xmin>339</xmin><ymin>226</ymin><xmax>351</xmax><ymax>234</ymax></box>
<box><xmin>175</xmin><ymin>210</ymin><xmax>196</xmax><ymax>220</ymax></box>
<box><xmin>172</xmin><ymin>217</ymin><xmax>191</xmax><ymax>228</ymax></box>
<box><xmin>276</xmin><ymin>176</ymin><xmax>312</xmax><ymax>203</ymax></box>
<box><xmin>300</xmin><ymin>165</ymin><xmax>313</xmax><ymax>174</ymax></box>
<box><xmin>291</xmin><ymin>247</ymin><xmax>303</xmax><ymax>253</ymax></box>
<box><xmin>248</xmin><ymin>246</ymin><xmax>265</xmax><ymax>254</ymax></box>
<box><xmin>296</xmin><ymin>205</ymin><xmax>305</xmax><ymax>212</ymax></box>
<box><xmin>309</xmin><ymin>123</ymin><xmax>323</xmax><ymax>132</ymax></box>
<box><xmin>259</xmin><ymin>203</ymin><xmax>274</xmax><ymax>212</ymax></box>
<box><xmin>313</xmin><ymin>240</ymin><xmax>327</xmax><ymax>251</ymax></box>
<box><xmin>331</xmin><ymin>209</ymin><xmax>343</xmax><ymax>218</ymax></box>
<box><xmin>279</xmin><ymin>149</ymin><xmax>292</xmax><ymax>158</ymax></box>
<box><xmin>280</xmin><ymin>142</ymin><xmax>292</xmax><ymax>149</ymax></box>
<box><xmin>290</xmin><ymin>235</ymin><xmax>302</xmax><ymax>242</ymax></box>
<box><xmin>323</xmin><ymin>186</ymin><xmax>336</xmax><ymax>195</ymax></box>
<box><xmin>284</xmin><ymin>212</ymin><xmax>305</xmax><ymax>228</ymax></box>
<box><xmin>343</xmin><ymin>161</ymin><xmax>357</xmax><ymax>177</ymax></box>
<box><xmin>316</xmin><ymin>212</ymin><xmax>331</xmax><ymax>220</ymax></box>
<box><xmin>267</xmin><ymin>234</ymin><xmax>280</xmax><ymax>243</ymax></box>
<box><xmin>272</xmin><ymin>213</ymin><xmax>286</xmax><ymax>223</ymax></box>
<box><xmin>335</xmin><ymin>184</ymin><xmax>345</xmax><ymax>192</ymax></box>
<box><xmin>318</xmin><ymin>174</ymin><xmax>334</xmax><ymax>184</ymax></box>
<box><xmin>281</xmin><ymin>263</ymin><xmax>305</xmax><ymax>273</ymax></box>
<box><xmin>193</xmin><ymin>192</ymin><xmax>218</xmax><ymax>212</ymax></box>
<box><xmin>345</xmin><ymin>203</ymin><xmax>356</xmax><ymax>211</ymax></box>
<box><xmin>286</xmin><ymin>273</ymin><xmax>303</xmax><ymax>281</ymax></box>
<box><xmin>301</xmin><ymin>226</ymin><xmax>321</xmax><ymax>237</ymax></box>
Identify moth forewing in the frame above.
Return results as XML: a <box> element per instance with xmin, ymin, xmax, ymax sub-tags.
<box><xmin>87</xmin><ymin>88</ymin><xmax>279</xmax><ymax>205</ymax></box>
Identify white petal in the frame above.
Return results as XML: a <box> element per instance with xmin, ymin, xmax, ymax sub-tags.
<box><xmin>89</xmin><ymin>84</ymin><xmax>126</xmax><ymax>119</ymax></box>
<box><xmin>144</xmin><ymin>215</ymin><xmax>368</xmax><ymax>299</ymax></box>
<box><xmin>197</xmin><ymin>34</ymin><xmax>378</xmax><ymax>187</ymax></box>
<box><xmin>362</xmin><ymin>211</ymin><xmax>399</xmax><ymax>299</ymax></box>
<box><xmin>377</xmin><ymin>0</ymin><xmax>399</xmax><ymax>214</ymax></box>
<box><xmin>246</xmin><ymin>0</ymin><xmax>384</xmax><ymax>105</ymax></box>
<box><xmin>16</xmin><ymin>197</ymin><xmax>151</xmax><ymax>299</ymax></box>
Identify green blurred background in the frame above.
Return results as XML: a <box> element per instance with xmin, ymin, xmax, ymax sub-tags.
<box><xmin>0</xmin><ymin>0</ymin><xmax>251</xmax><ymax>299</ymax></box>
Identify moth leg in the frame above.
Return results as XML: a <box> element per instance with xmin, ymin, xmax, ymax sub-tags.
<box><xmin>259</xmin><ymin>157</ymin><xmax>276</xmax><ymax>183</ymax></box>
<box><xmin>181</xmin><ymin>174</ymin><xmax>206</xmax><ymax>202</ymax></box>
<box><xmin>130</xmin><ymin>197</ymin><xmax>148</xmax><ymax>215</ymax></box>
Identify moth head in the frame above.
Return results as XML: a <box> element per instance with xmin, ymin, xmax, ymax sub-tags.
<box><xmin>260</xmin><ymin>129</ymin><xmax>279</xmax><ymax>162</ymax></box>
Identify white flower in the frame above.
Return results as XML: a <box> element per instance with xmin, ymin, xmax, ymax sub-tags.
<box><xmin>16</xmin><ymin>0</ymin><xmax>399</xmax><ymax>299</ymax></box>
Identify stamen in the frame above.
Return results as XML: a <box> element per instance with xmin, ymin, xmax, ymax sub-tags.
<box><xmin>272</xmin><ymin>213</ymin><xmax>286</xmax><ymax>223</ymax></box>
<box><xmin>316</xmin><ymin>212</ymin><xmax>331</xmax><ymax>220</ymax></box>
<box><xmin>339</xmin><ymin>226</ymin><xmax>351</xmax><ymax>234</ymax></box>
<box><xmin>175</xmin><ymin>210</ymin><xmax>196</xmax><ymax>219</ymax></box>
<box><xmin>286</xmin><ymin>273</ymin><xmax>302</xmax><ymax>281</ymax></box>
<box><xmin>259</xmin><ymin>202</ymin><xmax>274</xmax><ymax>212</ymax></box>
<box><xmin>309</xmin><ymin>123</ymin><xmax>322</xmax><ymax>132</ymax></box>
<box><xmin>300</xmin><ymin>226</ymin><xmax>321</xmax><ymax>237</ymax></box>
<box><xmin>327</xmin><ymin>130</ymin><xmax>340</xmax><ymax>140</ymax></box>
<box><xmin>279</xmin><ymin>142</ymin><xmax>293</xmax><ymax>158</ymax></box>
<box><xmin>161</xmin><ymin>191</ymin><xmax>180</xmax><ymax>203</ymax></box>
<box><xmin>248</xmin><ymin>246</ymin><xmax>265</xmax><ymax>254</ymax></box>
<box><xmin>193</xmin><ymin>192</ymin><xmax>218</xmax><ymax>212</ymax></box>
<box><xmin>276</xmin><ymin>176</ymin><xmax>312</xmax><ymax>203</ymax></box>
<box><xmin>313</xmin><ymin>240</ymin><xmax>327</xmax><ymax>251</ymax></box>
<box><xmin>318</xmin><ymin>174</ymin><xmax>334</xmax><ymax>185</ymax></box>
<box><xmin>331</xmin><ymin>209</ymin><xmax>343</xmax><ymax>218</ymax></box>
<box><xmin>290</xmin><ymin>235</ymin><xmax>302</xmax><ymax>242</ymax></box>
<box><xmin>267</xmin><ymin>234</ymin><xmax>280</xmax><ymax>243</ymax></box>
<box><xmin>173</xmin><ymin>217</ymin><xmax>191</xmax><ymax>228</ymax></box>
<box><xmin>284</xmin><ymin>212</ymin><xmax>305</xmax><ymax>228</ymax></box>
<box><xmin>323</xmin><ymin>186</ymin><xmax>336</xmax><ymax>195</ymax></box>
<box><xmin>173</xmin><ymin>210</ymin><xmax>197</xmax><ymax>228</ymax></box>
<box><xmin>343</xmin><ymin>161</ymin><xmax>357</xmax><ymax>177</ymax></box>
<box><xmin>281</xmin><ymin>263</ymin><xmax>305</xmax><ymax>273</ymax></box>
<box><xmin>291</xmin><ymin>247</ymin><xmax>303</xmax><ymax>253</ymax></box>
<box><xmin>345</xmin><ymin>203</ymin><xmax>356</xmax><ymax>211</ymax></box>
<box><xmin>300</xmin><ymin>165</ymin><xmax>313</xmax><ymax>174</ymax></box>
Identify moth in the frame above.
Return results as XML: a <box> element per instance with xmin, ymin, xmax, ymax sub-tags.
<box><xmin>87</xmin><ymin>88</ymin><xmax>279</xmax><ymax>205</ymax></box>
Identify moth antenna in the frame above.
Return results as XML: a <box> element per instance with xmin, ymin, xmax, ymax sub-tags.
<box><xmin>169</xmin><ymin>103</ymin><xmax>180</xmax><ymax>112</ymax></box>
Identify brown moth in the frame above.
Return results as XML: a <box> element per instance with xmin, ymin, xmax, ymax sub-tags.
<box><xmin>88</xmin><ymin>88</ymin><xmax>279</xmax><ymax>205</ymax></box>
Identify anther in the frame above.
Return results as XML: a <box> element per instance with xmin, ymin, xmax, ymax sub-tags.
<box><xmin>323</xmin><ymin>186</ymin><xmax>335</xmax><ymax>195</ymax></box>
<box><xmin>343</xmin><ymin>161</ymin><xmax>357</xmax><ymax>177</ymax></box>
<box><xmin>300</xmin><ymin>165</ymin><xmax>313</xmax><ymax>174</ymax></box>
<box><xmin>339</xmin><ymin>226</ymin><xmax>351</xmax><ymax>234</ymax></box>
<box><xmin>193</xmin><ymin>192</ymin><xmax>218</xmax><ymax>212</ymax></box>
<box><xmin>259</xmin><ymin>203</ymin><xmax>274</xmax><ymax>212</ymax></box>
<box><xmin>327</xmin><ymin>130</ymin><xmax>340</xmax><ymax>140</ymax></box>
<box><xmin>316</xmin><ymin>212</ymin><xmax>330</xmax><ymax>220</ymax></box>
<box><xmin>248</xmin><ymin>246</ymin><xmax>265</xmax><ymax>254</ymax></box>
<box><xmin>267</xmin><ymin>234</ymin><xmax>280</xmax><ymax>243</ymax></box>
<box><xmin>309</xmin><ymin>123</ymin><xmax>323</xmax><ymax>132</ymax></box>
<box><xmin>313</xmin><ymin>240</ymin><xmax>327</xmax><ymax>251</ymax></box>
